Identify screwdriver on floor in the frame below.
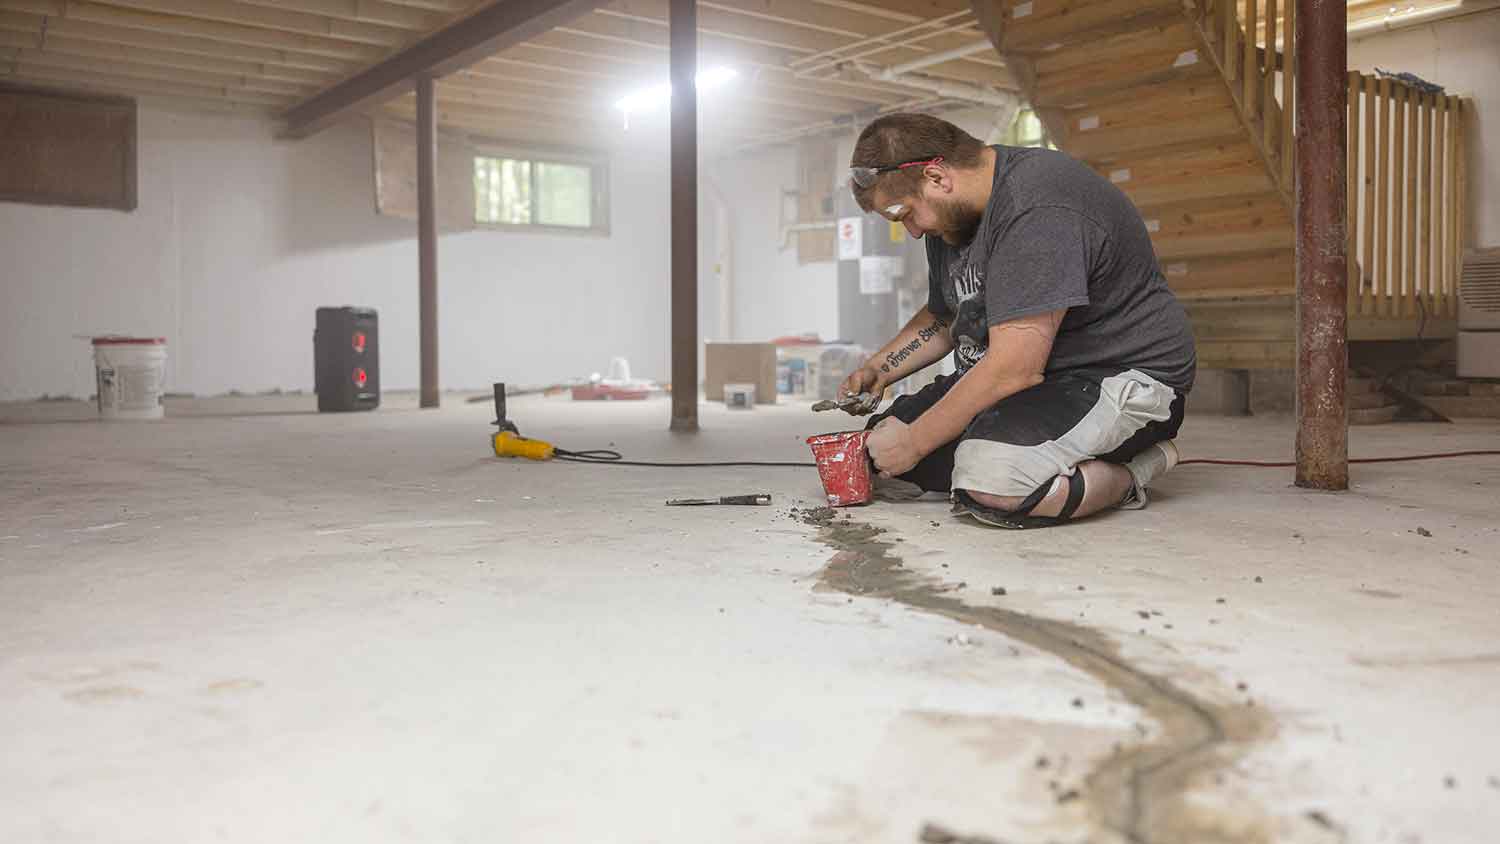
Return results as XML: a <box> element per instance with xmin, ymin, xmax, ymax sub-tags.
<box><xmin>665</xmin><ymin>494</ymin><xmax>772</xmax><ymax>506</ymax></box>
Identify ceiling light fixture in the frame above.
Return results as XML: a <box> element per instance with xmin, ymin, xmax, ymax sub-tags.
<box><xmin>614</xmin><ymin>67</ymin><xmax>740</xmax><ymax>129</ymax></box>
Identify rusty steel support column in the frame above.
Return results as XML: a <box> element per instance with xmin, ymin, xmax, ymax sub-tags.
<box><xmin>668</xmin><ymin>0</ymin><xmax>699</xmax><ymax>432</ymax></box>
<box><xmin>1293</xmin><ymin>0</ymin><xmax>1348</xmax><ymax>489</ymax></box>
<box><xmin>417</xmin><ymin>75</ymin><xmax>440</xmax><ymax>409</ymax></box>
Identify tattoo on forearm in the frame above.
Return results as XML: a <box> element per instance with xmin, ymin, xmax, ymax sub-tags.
<box><xmin>879</xmin><ymin>317</ymin><xmax>950</xmax><ymax>374</ymax></box>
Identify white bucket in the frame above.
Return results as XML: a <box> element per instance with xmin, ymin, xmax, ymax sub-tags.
<box><xmin>93</xmin><ymin>337</ymin><xmax>167</xmax><ymax>420</ymax></box>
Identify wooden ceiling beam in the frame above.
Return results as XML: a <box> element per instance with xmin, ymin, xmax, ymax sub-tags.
<box><xmin>555</xmin><ymin>13</ymin><xmax>802</xmax><ymax>69</ymax></box>
<box><xmin>807</xmin><ymin>0</ymin><xmax>973</xmax><ymax>24</ymax></box>
<box><xmin>476</xmin><ymin>37</ymin><xmax>938</xmax><ymax>109</ymax></box>
<box><xmin>2</xmin><ymin>43</ymin><xmax>317</xmax><ymax>96</ymax></box>
<box><xmin>378</xmin><ymin>0</ymin><xmax>476</xmax><ymax>12</ymax></box>
<box><xmin>0</xmin><ymin>1</ymin><xmax>388</xmax><ymax>62</ymax></box>
<box><xmin>453</xmin><ymin>53</ymin><xmax>882</xmax><ymax>121</ymax></box>
<box><xmin>0</xmin><ymin>27</ymin><xmax>332</xmax><ymax>86</ymax></box>
<box><xmin>596</xmin><ymin>0</ymin><xmax>1004</xmax><ymax>75</ymax></box>
<box><xmin>0</xmin><ymin>9</ymin><xmax>361</xmax><ymax>73</ymax></box>
<box><xmin>702</xmin><ymin>0</ymin><xmax>981</xmax><ymax>41</ymax></box>
<box><xmin>229</xmin><ymin>0</ymin><xmax>447</xmax><ymax>31</ymax></box>
<box><xmin>1</xmin><ymin>58</ymin><xmax>294</xmax><ymax>106</ymax></box>
<box><xmin>700</xmin><ymin>0</ymin><xmax>998</xmax><ymax>79</ymax></box>
<box><xmin>281</xmin><ymin>0</ymin><xmax>613</xmax><ymax>138</ymax></box>
<box><xmin>438</xmin><ymin>72</ymin><xmax>836</xmax><ymax>125</ymax></box>
<box><xmin>88</xmin><ymin>0</ymin><xmax>412</xmax><ymax>47</ymax></box>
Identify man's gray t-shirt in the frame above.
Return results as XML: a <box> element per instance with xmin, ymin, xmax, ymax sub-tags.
<box><xmin>927</xmin><ymin>145</ymin><xmax>1196</xmax><ymax>392</ymax></box>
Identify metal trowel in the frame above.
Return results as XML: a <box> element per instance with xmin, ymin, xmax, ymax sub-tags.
<box><xmin>811</xmin><ymin>392</ymin><xmax>878</xmax><ymax>415</ymax></box>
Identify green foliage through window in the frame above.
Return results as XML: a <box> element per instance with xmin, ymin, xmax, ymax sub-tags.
<box><xmin>474</xmin><ymin>153</ymin><xmax>605</xmax><ymax>231</ymax></box>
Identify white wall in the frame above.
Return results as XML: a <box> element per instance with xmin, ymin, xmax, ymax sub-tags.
<box><xmin>706</xmin><ymin>144</ymin><xmax>839</xmax><ymax>343</ymax></box>
<box><xmin>0</xmin><ymin>101</ymin><xmax>677</xmax><ymax>400</ymax></box>
<box><xmin>1349</xmin><ymin>8</ymin><xmax>1500</xmax><ymax>249</ymax></box>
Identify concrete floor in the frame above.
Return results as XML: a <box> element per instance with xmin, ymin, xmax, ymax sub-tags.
<box><xmin>1</xmin><ymin>393</ymin><xmax>1497</xmax><ymax>844</ymax></box>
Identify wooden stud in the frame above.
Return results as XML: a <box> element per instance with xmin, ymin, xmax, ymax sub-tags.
<box><xmin>1222</xmin><ymin>0</ymin><xmax>1236</xmax><ymax>83</ymax></box>
<box><xmin>1433</xmin><ymin>94</ymin><xmax>1446</xmax><ymax>317</ymax></box>
<box><xmin>1347</xmin><ymin>69</ymin><xmax>1360</xmax><ymax>314</ymax></box>
<box><xmin>1280</xmin><ymin>0</ymin><xmax>1294</xmax><ymax>186</ymax></box>
<box><xmin>1453</xmin><ymin>99</ymin><xmax>1467</xmax><ymax>318</ymax></box>
<box><xmin>1419</xmin><ymin>90</ymin><xmax>1433</xmax><ymax>312</ymax></box>
<box><xmin>1375</xmin><ymin>78</ymin><xmax>1390</xmax><ymax>316</ymax></box>
<box><xmin>1243</xmin><ymin>0</ymin><xmax>1258</xmax><ymax>113</ymax></box>
<box><xmin>1361</xmin><ymin>74</ymin><xmax>1375</xmax><ymax>317</ymax></box>
<box><xmin>1263</xmin><ymin>0</ymin><xmax>1277</xmax><ymax>150</ymax></box>
<box><xmin>1390</xmin><ymin>83</ymin><xmax>1405</xmax><ymax>317</ymax></box>
<box><xmin>1444</xmin><ymin>96</ymin><xmax>1458</xmax><ymax>317</ymax></box>
<box><xmin>1404</xmin><ymin>87</ymin><xmax>1418</xmax><ymax>318</ymax></box>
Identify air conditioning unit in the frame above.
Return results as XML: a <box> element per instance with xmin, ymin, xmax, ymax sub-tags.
<box><xmin>1458</xmin><ymin>248</ymin><xmax>1500</xmax><ymax>379</ymax></box>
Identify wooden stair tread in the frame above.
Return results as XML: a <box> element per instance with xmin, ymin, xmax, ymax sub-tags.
<box><xmin>1032</xmin><ymin>19</ymin><xmax>1198</xmax><ymax>76</ymax></box>
<box><xmin>1061</xmin><ymin>76</ymin><xmax>1243</xmax><ymax>160</ymax></box>
<box><xmin>1169</xmin><ymin>252</ymin><xmax>1295</xmax><ymax>297</ymax></box>
<box><xmin>1143</xmin><ymin>192</ymin><xmax>1293</xmax><ymax>261</ymax></box>
<box><xmin>1032</xmin><ymin>20</ymin><xmax>1208</xmax><ymax>106</ymax></box>
<box><xmin>1091</xmin><ymin>138</ymin><xmax>1275</xmax><ymax>208</ymax></box>
<box><xmin>1035</xmin><ymin>59</ymin><xmax>1217</xmax><ymax>110</ymax></box>
<box><xmin>1001</xmin><ymin>0</ymin><xmax>1183</xmax><ymax>52</ymax></box>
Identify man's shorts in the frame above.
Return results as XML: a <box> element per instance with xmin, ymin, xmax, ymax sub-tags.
<box><xmin>865</xmin><ymin>366</ymin><xmax>1185</xmax><ymax>499</ymax></box>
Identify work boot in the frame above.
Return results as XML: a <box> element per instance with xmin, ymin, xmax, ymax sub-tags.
<box><xmin>1120</xmin><ymin>440</ymin><xmax>1179</xmax><ymax>510</ymax></box>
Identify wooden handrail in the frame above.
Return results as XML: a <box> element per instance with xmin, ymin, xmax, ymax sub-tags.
<box><xmin>1191</xmin><ymin>1</ymin><xmax>1466</xmax><ymax>322</ymax></box>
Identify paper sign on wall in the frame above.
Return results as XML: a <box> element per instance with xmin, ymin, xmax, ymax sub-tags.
<box><xmin>837</xmin><ymin>216</ymin><xmax>863</xmax><ymax>260</ymax></box>
<box><xmin>859</xmin><ymin>255</ymin><xmax>902</xmax><ymax>294</ymax></box>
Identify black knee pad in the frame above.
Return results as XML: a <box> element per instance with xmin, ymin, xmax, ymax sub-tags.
<box><xmin>953</xmin><ymin>471</ymin><xmax>1087</xmax><ymax>529</ymax></box>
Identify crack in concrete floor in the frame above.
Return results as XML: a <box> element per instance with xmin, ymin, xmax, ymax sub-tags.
<box><xmin>804</xmin><ymin>514</ymin><xmax>1274</xmax><ymax>844</ymax></box>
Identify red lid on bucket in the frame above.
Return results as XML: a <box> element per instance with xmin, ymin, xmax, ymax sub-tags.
<box><xmin>91</xmin><ymin>336</ymin><xmax>167</xmax><ymax>345</ymax></box>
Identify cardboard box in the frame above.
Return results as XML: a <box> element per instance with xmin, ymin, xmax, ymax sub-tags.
<box><xmin>705</xmin><ymin>342</ymin><xmax>777</xmax><ymax>404</ymax></box>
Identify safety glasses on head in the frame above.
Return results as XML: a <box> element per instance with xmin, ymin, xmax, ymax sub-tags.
<box><xmin>848</xmin><ymin>156</ymin><xmax>945</xmax><ymax>190</ymax></box>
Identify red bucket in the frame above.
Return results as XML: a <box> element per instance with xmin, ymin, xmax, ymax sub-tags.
<box><xmin>806</xmin><ymin>430</ymin><xmax>873</xmax><ymax>507</ymax></box>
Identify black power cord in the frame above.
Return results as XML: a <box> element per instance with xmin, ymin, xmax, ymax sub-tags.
<box><xmin>553</xmin><ymin>447</ymin><xmax>1500</xmax><ymax>470</ymax></box>
<box><xmin>553</xmin><ymin>448</ymin><xmax>815</xmax><ymax>468</ymax></box>
<box><xmin>492</xmin><ymin>384</ymin><xmax>1500</xmax><ymax>471</ymax></box>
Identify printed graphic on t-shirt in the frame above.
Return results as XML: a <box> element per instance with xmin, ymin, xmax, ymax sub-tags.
<box><xmin>943</xmin><ymin>245</ymin><xmax>989</xmax><ymax>372</ymax></box>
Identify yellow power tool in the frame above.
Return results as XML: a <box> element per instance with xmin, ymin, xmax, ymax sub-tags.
<box><xmin>489</xmin><ymin>382</ymin><xmax>557</xmax><ymax>460</ymax></box>
<box><xmin>493</xmin><ymin>430</ymin><xmax>556</xmax><ymax>461</ymax></box>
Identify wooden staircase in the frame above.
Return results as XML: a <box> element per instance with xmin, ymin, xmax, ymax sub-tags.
<box><xmin>972</xmin><ymin>0</ymin><xmax>1472</xmax><ymax>370</ymax></box>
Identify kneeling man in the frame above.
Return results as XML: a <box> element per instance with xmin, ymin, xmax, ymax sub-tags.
<box><xmin>842</xmin><ymin>113</ymin><xmax>1196</xmax><ymax>528</ymax></box>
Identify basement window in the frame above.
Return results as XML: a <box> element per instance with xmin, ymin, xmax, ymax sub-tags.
<box><xmin>473</xmin><ymin>149</ymin><xmax>609</xmax><ymax>235</ymax></box>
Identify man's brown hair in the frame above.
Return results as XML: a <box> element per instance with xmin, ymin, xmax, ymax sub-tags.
<box><xmin>850</xmin><ymin>113</ymin><xmax>986</xmax><ymax>212</ymax></box>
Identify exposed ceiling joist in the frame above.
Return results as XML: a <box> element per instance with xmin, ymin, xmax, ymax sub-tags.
<box><xmin>279</xmin><ymin>0</ymin><xmax>612</xmax><ymax>138</ymax></box>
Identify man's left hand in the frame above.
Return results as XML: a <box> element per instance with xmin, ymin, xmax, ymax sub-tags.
<box><xmin>868</xmin><ymin>417</ymin><xmax>923</xmax><ymax>477</ymax></box>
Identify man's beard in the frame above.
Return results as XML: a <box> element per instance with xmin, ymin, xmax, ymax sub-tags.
<box><xmin>934</xmin><ymin>197</ymin><xmax>983</xmax><ymax>246</ymax></box>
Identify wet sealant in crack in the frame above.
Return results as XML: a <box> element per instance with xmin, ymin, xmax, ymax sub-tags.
<box><xmin>801</xmin><ymin>510</ymin><xmax>1273</xmax><ymax>844</ymax></box>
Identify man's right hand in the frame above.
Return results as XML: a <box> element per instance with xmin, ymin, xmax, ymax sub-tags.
<box><xmin>838</xmin><ymin>366</ymin><xmax>884</xmax><ymax>415</ymax></box>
